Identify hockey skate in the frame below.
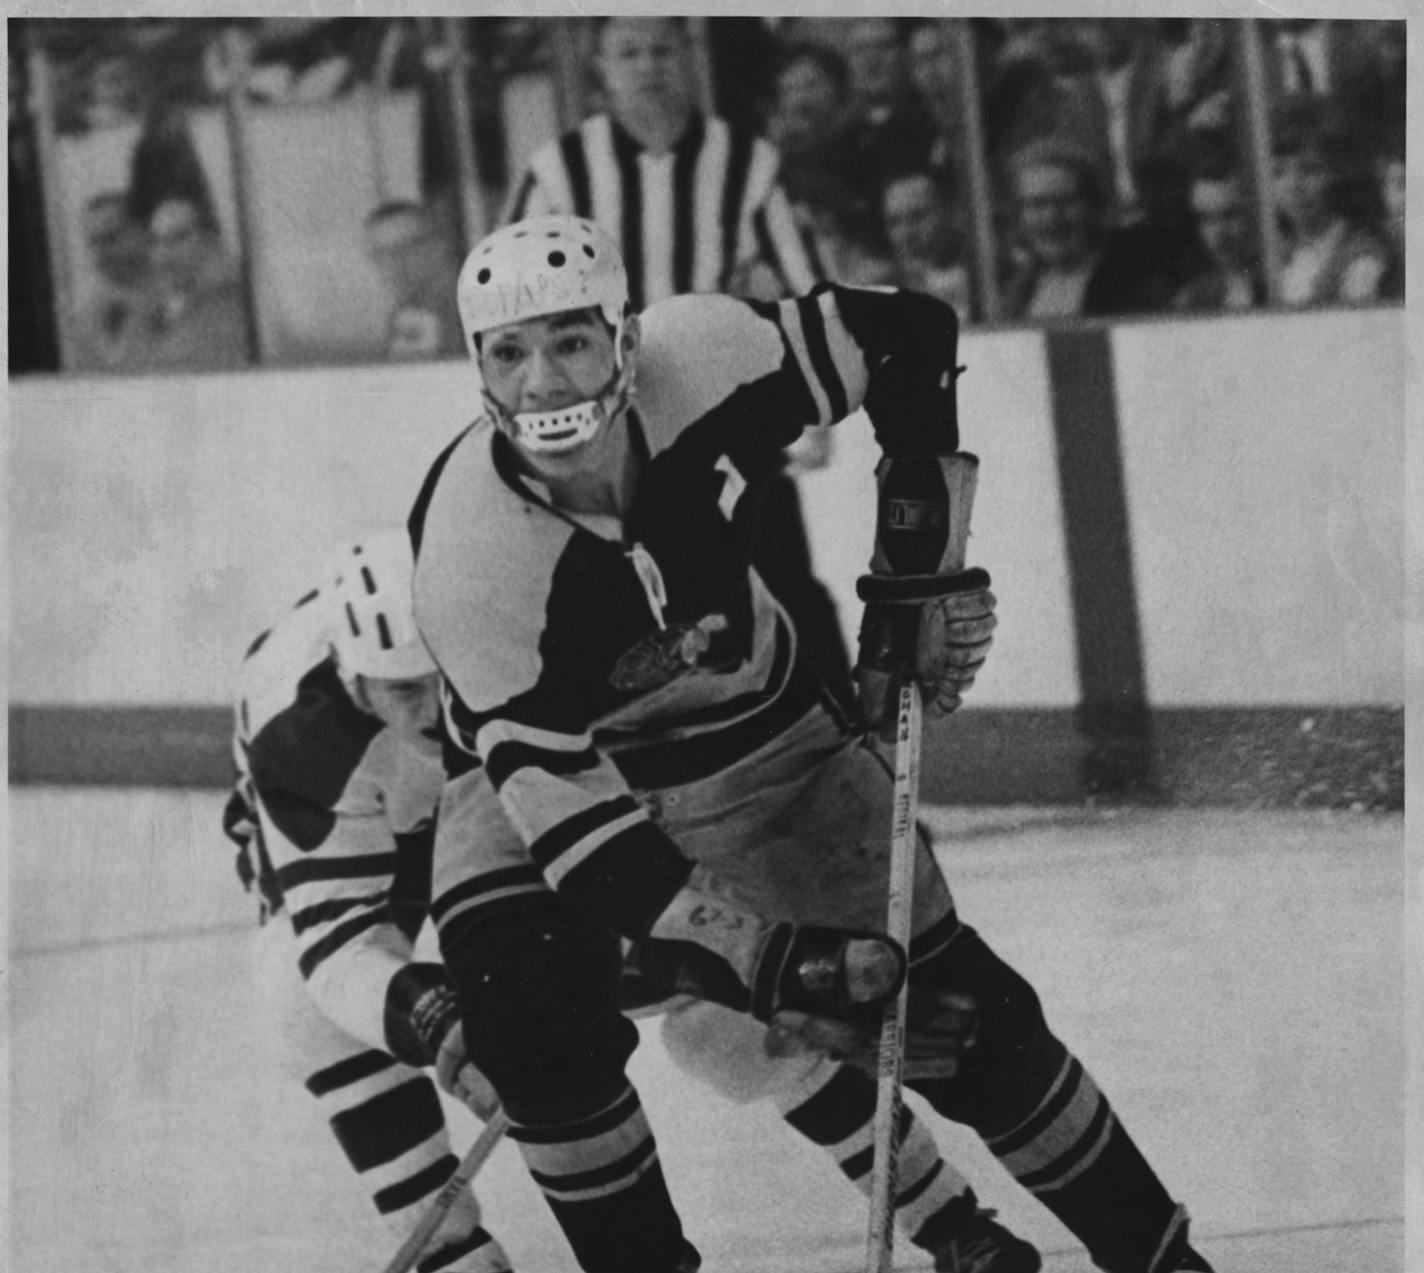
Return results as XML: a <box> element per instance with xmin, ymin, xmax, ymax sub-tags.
<box><xmin>929</xmin><ymin>1204</ymin><xmax>1041</xmax><ymax>1273</ymax></box>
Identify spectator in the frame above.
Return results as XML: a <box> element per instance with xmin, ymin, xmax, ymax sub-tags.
<box><xmin>72</xmin><ymin>192</ymin><xmax>151</xmax><ymax>369</ymax></box>
<box><xmin>1173</xmin><ymin>170</ymin><xmax>1263</xmax><ymax>312</ymax></box>
<box><xmin>122</xmin><ymin>194</ymin><xmax>250</xmax><ymax>372</ymax></box>
<box><xmin>1271</xmin><ymin>106</ymin><xmax>1390</xmax><ymax>307</ymax></box>
<box><xmin>1001</xmin><ymin>141</ymin><xmax>1109</xmax><ymax>318</ymax></box>
<box><xmin>363</xmin><ymin>201</ymin><xmax>464</xmax><ymax>360</ymax></box>
<box><xmin>126</xmin><ymin>98</ymin><xmax>219</xmax><ymax>236</ymax></box>
<box><xmin>985</xmin><ymin>19</ymin><xmax>1186</xmax><ymax>224</ymax></box>
<box><xmin>766</xmin><ymin>42</ymin><xmax>891</xmax><ymax>287</ymax></box>
<box><xmin>840</xmin><ymin>17</ymin><xmax>937</xmax><ymax>193</ymax></box>
<box><xmin>1258</xmin><ymin>18</ymin><xmax>1401</xmax><ymax>144</ymax></box>
<box><xmin>503</xmin><ymin>16</ymin><xmax>819</xmax><ymax>308</ymax></box>
<box><xmin>880</xmin><ymin>169</ymin><xmax>977</xmax><ymax>320</ymax></box>
<box><xmin>906</xmin><ymin>21</ymin><xmax>967</xmax><ymax>177</ymax></box>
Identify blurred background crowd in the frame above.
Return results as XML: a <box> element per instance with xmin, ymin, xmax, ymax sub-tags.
<box><xmin>8</xmin><ymin>15</ymin><xmax>1406</xmax><ymax>377</ymax></box>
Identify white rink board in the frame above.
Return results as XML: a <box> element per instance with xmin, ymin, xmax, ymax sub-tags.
<box><xmin>7</xmin><ymin>791</ymin><xmax>1406</xmax><ymax>1273</ymax></box>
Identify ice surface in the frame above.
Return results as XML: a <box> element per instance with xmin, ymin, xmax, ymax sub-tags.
<box><xmin>8</xmin><ymin>791</ymin><xmax>1407</xmax><ymax>1272</ymax></box>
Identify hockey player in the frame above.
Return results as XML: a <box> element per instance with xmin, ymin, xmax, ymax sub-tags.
<box><xmin>227</xmin><ymin>527</ymin><xmax>1040</xmax><ymax>1272</ymax></box>
<box><xmin>410</xmin><ymin>216</ymin><xmax>1217</xmax><ymax>1273</ymax></box>
<box><xmin>224</xmin><ymin>528</ymin><xmax>512</xmax><ymax>1273</ymax></box>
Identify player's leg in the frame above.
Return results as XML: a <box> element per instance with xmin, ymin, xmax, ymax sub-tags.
<box><xmin>904</xmin><ymin>917</ymin><xmax>1212</xmax><ymax>1273</ymax></box>
<box><xmin>649</xmin><ymin>716</ymin><xmax>1208</xmax><ymax>1273</ymax></box>
<box><xmin>659</xmin><ymin>997</ymin><xmax>1040</xmax><ymax>1271</ymax></box>
<box><xmin>251</xmin><ymin>915</ymin><xmax>510</xmax><ymax>1272</ymax></box>
<box><xmin>433</xmin><ymin>767</ymin><xmax>698</xmax><ymax>1273</ymax></box>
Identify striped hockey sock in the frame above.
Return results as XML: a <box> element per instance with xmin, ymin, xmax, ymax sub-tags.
<box><xmin>776</xmin><ymin>1061</ymin><xmax>977</xmax><ymax>1250</ymax></box>
<box><xmin>306</xmin><ymin>1050</ymin><xmax>510</xmax><ymax>1272</ymax></box>
<box><xmin>507</xmin><ymin>1080</ymin><xmax>692</xmax><ymax>1273</ymax></box>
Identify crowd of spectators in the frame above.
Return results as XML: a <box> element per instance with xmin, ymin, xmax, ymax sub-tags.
<box><xmin>9</xmin><ymin>16</ymin><xmax>1406</xmax><ymax>377</ymax></box>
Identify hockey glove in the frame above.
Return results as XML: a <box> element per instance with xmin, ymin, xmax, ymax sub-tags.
<box><xmin>856</xmin><ymin>452</ymin><xmax>993</xmax><ymax>732</ymax></box>
<box><xmin>766</xmin><ymin>986</ymin><xmax>980</xmax><ymax>1082</ymax></box>
<box><xmin>633</xmin><ymin>869</ymin><xmax>906</xmax><ymax>1029</ymax></box>
<box><xmin>383</xmin><ymin>962</ymin><xmax>499</xmax><ymax>1118</ymax></box>
<box><xmin>857</xmin><ymin>568</ymin><xmax>996</xmax><ymax>730</ymax></box>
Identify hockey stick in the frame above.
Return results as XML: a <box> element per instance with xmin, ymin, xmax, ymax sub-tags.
<box><xmin>380</xmin><ymin>1108</ymin><xmax>510</xmax><ymax>1273</ymax></box>
<box><xmin>864</xmin><ymin>678</ymin><xmax>922</xmax><ymax>1273</ymax></box>
<box><xmin>863</xmin><ymin>454</ymin><xmax>979</xmax><ymax>1273</ymax></box>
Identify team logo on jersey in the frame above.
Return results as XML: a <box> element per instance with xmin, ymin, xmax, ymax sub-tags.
<box><xmin>609</xmin><ymin>613</ymin><xmax>730</xmax><ymax>693</ymax></box>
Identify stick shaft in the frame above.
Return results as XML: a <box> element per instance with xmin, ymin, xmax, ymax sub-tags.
<box><xmin>864</xmin><ymin>681</ymin><xmax>923</xmax><ymax>1273</ymax></box>
<box><xmin>380</xmin><ymin>1109</ymin><xmax>510</xmax><ymax>1273</ymax></box>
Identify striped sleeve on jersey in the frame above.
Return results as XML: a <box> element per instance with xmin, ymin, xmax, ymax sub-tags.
<box><xmin>462</xmin><ymin>713</ymin><xmax>692</xmax><ymax>936</ymax></box>
<box><xmin>759</xmin><ymin>287</ymin><xmax>871</xmax><ymax>428</ymax></box>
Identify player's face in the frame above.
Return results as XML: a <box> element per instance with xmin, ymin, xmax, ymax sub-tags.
<box><xmin>480</xmin><ymin>308</ymin><xmax>620</xmax><ymax>421</ymax></box>
<box><xmin>361</xmin><ymin>673</ymin><xmax>442</xmax><ymax>754</ymax></box>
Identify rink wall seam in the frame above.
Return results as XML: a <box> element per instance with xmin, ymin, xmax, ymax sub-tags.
<box><xmin>8</xmin><ymin>703</ymin><xmax>1403</xmax><ymax>809</ymax></box>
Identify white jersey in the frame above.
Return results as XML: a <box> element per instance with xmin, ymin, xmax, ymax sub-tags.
<box><xmin>224</xmin><ymin>585</ymin><xmax>443</xmax><ymax>1052</ymax></box>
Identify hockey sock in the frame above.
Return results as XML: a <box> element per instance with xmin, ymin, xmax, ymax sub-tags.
<box><xmin>905</xmin><ymin>925</ymin><xmax>1191</xmax><ymax>1273</ymax></box>
<box><xmin>776</xmin><ymin>1061</ymin><xmax>974</xmax><ymax>1247</ymax></box>
<box><xmin>306</xmin><ymin>1051</ymin><xmax>494</xmax><ymax>1254</ymax></box>
<box><xmin>507</xmin><ymin>1079</ymin><xmax>693</xmax><ymax>1273</ymax></box>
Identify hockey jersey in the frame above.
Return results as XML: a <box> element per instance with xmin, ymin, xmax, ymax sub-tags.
<box><xmin>224</xmin><ymin>584</ymin><xmax>444</xmax><ymax>1052</ymax></box>
<box><xmin>410</xmin><ymin>284</ymin><xmax>960</xmax><ymax>938</ymax></box>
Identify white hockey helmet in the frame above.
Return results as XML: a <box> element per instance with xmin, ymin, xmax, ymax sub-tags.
<box><xmin>328</xmin><ymin>527</ymin><xmax>436</xmax><ymax>681</ymax></box>
<box><xmin>456</xmin><ymin>216</ymin><xmax>633</xmax><ymax>453</ymax></box>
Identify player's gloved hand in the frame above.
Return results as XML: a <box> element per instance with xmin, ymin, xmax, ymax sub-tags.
<box><xmin>383</xmin><ymin>962</ymin><xmax>499</xmax><ymax>1118</ymax></box>
<box><xmin>856</xmin><ymin>567</ymin><xmax>996</xmax><ymax>731</ymax></box>
<box><xmin>855</xmin><ymin>451</ymin><xmax>992</xmax><ymax>734</ymax></box>
<box><xmin>765</xmin><ymin>986</ymin><xmax>980</xmax><ymax>1082</ymax></box>
<box><xmin>633</xmin><ymin>869</ymin><xmax>906</xmax><ymax>1029</ymax></box>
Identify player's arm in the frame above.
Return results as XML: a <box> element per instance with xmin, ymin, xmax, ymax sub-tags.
<box><xmin>440</xmin><ymin>685</ymin><xmax>905</xmax><ymax>1034</ymax></box>
<box><xmin>759</xmin><ymin>284</ymin><xmax>998</xmax><ymax>727</ymax></box>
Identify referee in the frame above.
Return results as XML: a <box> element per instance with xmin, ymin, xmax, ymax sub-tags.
<box><xmin>504</xmin><ymin>16</ymin><xmax>858</xmax><ymax>720</ymax></box>
<box><xmin>503</xmin><ymin>16</ymin><xmax>822</xmax><ymax>308</ymax></box>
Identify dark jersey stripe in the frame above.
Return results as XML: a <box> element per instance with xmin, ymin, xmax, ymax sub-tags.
<box><xmin>671</xmin><ymin>114</ymin><xmax>704</xmax><ymax>295</ymax></box>
<box><xmin>718</xmin><ymin>126</ymin><xmax>753</xmax><ymax>291</ymax></box>
<box><xmin>560</xmin><ymin>129</ymin><xmax>593</xmax><ymax>217</ymax></box>
<box><xmin>507</xmin><ymin>167</ymin><xmax>538</xmax><ymax>222</ymax></box>
<box><xmin>306</xmin><ymin>1048</ymin><xmax>396</xmax><ymax>1097</ymax></box>
<box><xmin>610</xmin><ymin>653</ymin><xmax>823</xmax><ymax>791</ymax></box>
<box><xmin>797</xmin><ymin>292</ymin><xmax>849</xmax><ymax>423</ymax></box>
<box><xmin>610</xmin><ymin>122</ymin><xmax>645</xmax><ymax>310</ymax></box>
<box><xmin>527</xmin><ymin>793</ymin><xmax>645</xmax><ymax>873</ymax></box>
<box><xmin>290</xmin><ymin>891</ymin><xmax>388</xmax><ymax>936</ymax></box>
<box><xmin>431</xmin><ymin>862</ymin><xmax>547</xmax><ymax>925</ymax></box>
<box><xmin>277</xmin><ymin>850</ymin><xmax>398</xmax><ymax>892</ymax></box>
<box><xmin>374</xmin><ymin>1153</ymin><xmax>459</xmax><ymax>1214</ymax></box>
<box><xmin>484</xmin><ymin>738</ymin><xmax>601</xmax><ymax>792</ymax></box>
<box><xmin>330</xmin><ymin>1076</ymin><xmax>446</xmax><ymax>1172</ymax></box>
<box><xmin>298</xmin><ymin>907</ymin><xmax>390</xmax><ymax>978</ymax></box>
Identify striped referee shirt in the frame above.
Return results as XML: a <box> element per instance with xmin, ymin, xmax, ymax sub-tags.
<box><xmin>503</xmin><ymin>111</ymin><xmax>822</xmax><ymax>308</ymax></box>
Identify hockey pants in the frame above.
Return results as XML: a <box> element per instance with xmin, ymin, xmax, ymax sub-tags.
<box><xmin>436</xmin><ymin>708</ymin><xmax>1200</xmax><ymax>1273</ymax></box>
<box><xmin>251</xmin><ymin>914</ymin><xmax>509</xmax><ymax>1273</ymax></box>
